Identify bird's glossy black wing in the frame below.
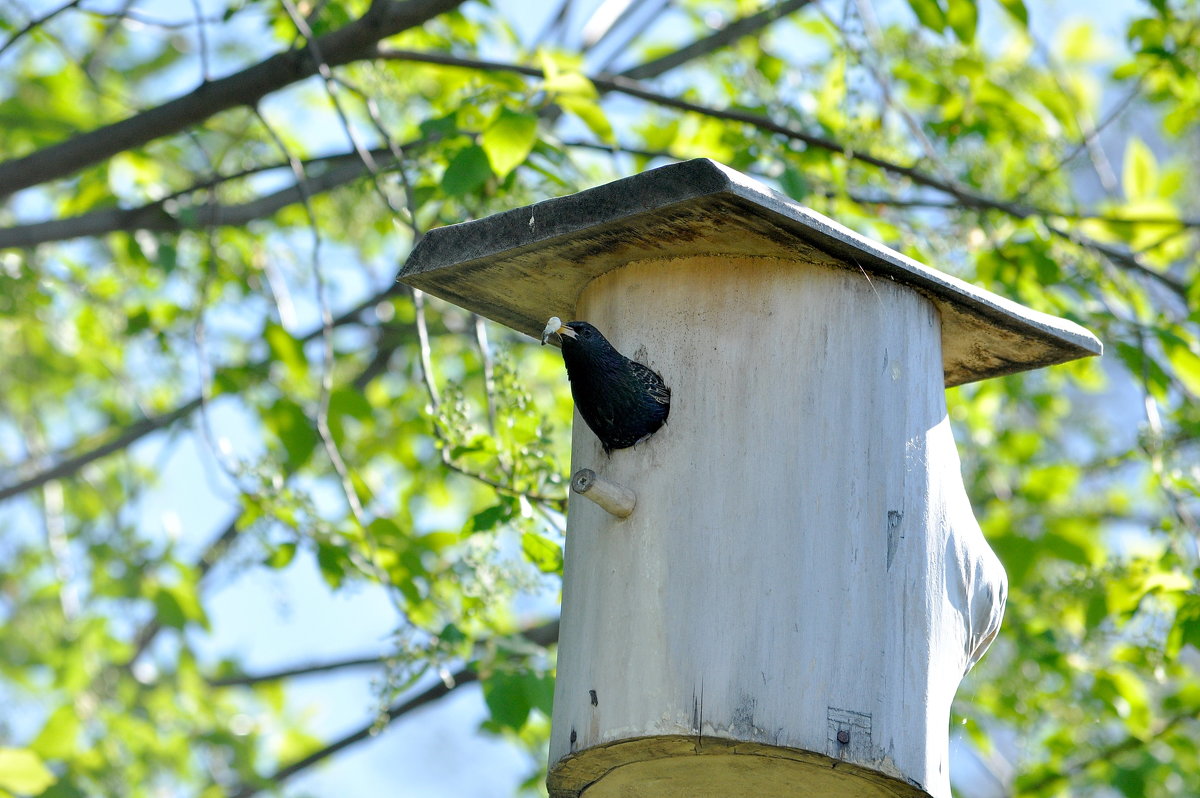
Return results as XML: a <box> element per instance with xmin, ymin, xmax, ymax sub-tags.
<box><xmin>629</xmin><ymin>361</ymin><xmax>671</xmax><ymax>406</ymax></box>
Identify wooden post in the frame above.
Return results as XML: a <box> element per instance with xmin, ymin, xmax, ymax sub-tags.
<box><xmin>570</xmin><ymin>468</ymin><xmax>636</xmax><ymax>518</ymax></box>
<box><xmin>398</xmin><ymin>159</ymin><xmax>1101</xmax><ymax>798</ymax></box>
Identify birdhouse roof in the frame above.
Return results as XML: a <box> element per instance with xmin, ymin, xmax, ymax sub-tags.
<box><xmin>399</xmin><ymin>158</ymin><xmax>1101</xmax><ymax>387</ymax></box>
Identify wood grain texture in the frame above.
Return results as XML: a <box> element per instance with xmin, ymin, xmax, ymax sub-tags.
<box><xmin>547</xmin><ymin>256</ymin><xmax>1007</xmax><ymax>798</ymax></box>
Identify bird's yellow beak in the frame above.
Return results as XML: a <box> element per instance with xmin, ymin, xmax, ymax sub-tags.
<box><xmin>541</xmin><ymin>317</ymin><xmax>574</xmax><ymax>345</ymax></box>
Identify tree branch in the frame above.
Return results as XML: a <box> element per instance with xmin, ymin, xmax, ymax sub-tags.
<box><xmin>0</xmin><ymin>156</ymin><xmax>379</xmax><ymax>248</ymax></box>
<box><xmin>378</xmin><ymin>48</ymin><xmax>1190</xmax><ymax>301</ymax></box>
<box><xmin>0</xmin><ymin>0</ymin><xmax>465</xmax><ymax>198</ymax></box>
<box><xmin>224</xmin><ymin>619</ymin><xmax>560</xmax><ymax>798</ymax></box>
<box><xmin>0</xmin><ymin>397</ymin><xmax>204</xmax><ymax>504</ymax></box>
<box><xmin>0</xmin><ymin>0</ymin><xmax>83</xmax><ymax>59</ymax></box>
<box><xmin>209</xmin><ymin>618</ymin><xmax>561</xmax><ymax>688</ymax></box>
<box><xmin>0</xmin><ymin>285</ymin><xmax>398</xmax><ymax>506</ymax></box>
<box><xmin>124</xmin><ymin>511</ymin><xmax>241</xmax><ymax>667</ymax></box>
<box><xmin>209</xmin><ymin>654</ymin><xmax>385</xmax><ymax>687</ymax></box>
<box><xmin>1019</xmin><ymin>712</ymin><xmax>1194</xmax><ymax>794</ymax></box>
<box><xmin>620</xmin><ymin>0</ymin><xmax>813</xmax><ymax>80</ymax></box>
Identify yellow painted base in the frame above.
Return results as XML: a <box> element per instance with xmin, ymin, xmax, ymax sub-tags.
<box><xmin>549</xmin><ymin>736</ymin><xmax>931</xmax><ymax>798</ymax></box>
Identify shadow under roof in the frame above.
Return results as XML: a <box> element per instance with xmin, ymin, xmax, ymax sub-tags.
<box><xmin>399</xmin><ymin>158</ymin><xmax>1101</xmax><ymax>387</ymax></box>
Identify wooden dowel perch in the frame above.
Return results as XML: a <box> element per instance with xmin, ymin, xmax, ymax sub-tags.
<box><xmin>570</xmin><ymin>468</ymin><xmax>636</xmax><ymax>518</ymax></box>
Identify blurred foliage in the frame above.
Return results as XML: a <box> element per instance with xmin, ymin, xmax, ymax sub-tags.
<box><xmin>0</xmin><ymin>0</ymin><xmax>1197</xmax><ymax>796</ymax></box>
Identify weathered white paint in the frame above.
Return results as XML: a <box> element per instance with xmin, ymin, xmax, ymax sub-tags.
<box><xmin>547</xmin><ymin>255</ymin><xmax>1008</xmax><ymax>798</ymax></box>
<box><xmin>571</xmin><ymin>468</ymin><xmax>637</xmax><ymax>518</ymax></box>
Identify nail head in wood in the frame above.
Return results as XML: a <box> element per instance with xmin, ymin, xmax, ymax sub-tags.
<box><xmin>570</xmin><ymin>468</ymin><xmax>636</xmax><ymax>518</ymax></box>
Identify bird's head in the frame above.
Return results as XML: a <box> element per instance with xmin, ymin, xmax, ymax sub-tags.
<box><xmin>542</xmin><ymin>318</ymin><xmax>605</xmax><ymax>349</ymax></box>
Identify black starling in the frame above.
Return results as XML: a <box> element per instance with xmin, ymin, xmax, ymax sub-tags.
<box><xmin>542</xmin><ymin>317</ymin><xmax>671</xmax><ymax>454</ymax></box>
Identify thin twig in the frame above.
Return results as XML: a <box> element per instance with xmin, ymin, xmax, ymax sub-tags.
<box><xmin>187</xmin><ymin>0</ymin><xmax>211</xmax><ymax>82</ymax></box>
<box><xmin>253</xmin><ymin>105</ymin><xmax>367</xmax><ymax>525</ymax></box>
<box><xmin>223</xmin><ymin>619</ymin><xmax>560</xmax><ymax>798</ymax></box>
<box><xmin>281</xmin><ymin>0</ymin><xmax>403</xmax><ymax>216</ymax></box>
<box><xmin>0</xmin><ymin>0</ymin><xmax>83</xmax><ymax>59</ymax></box>
<box><xmin>377</xmin><ymin>48</ymin><xmax>1190</xmax><ymax>301</ymax></box>
<box><xmin>0</xmin><ymin>285</ymin><xmax>400</xmax><ymax>506</ymax></box>
<box><xmin>209</xmin><ymin>654</ymin><xmax>386</xmax><ymax>687</ymax></box>
<box><xmin>0</xmin><ymin>0</ymin><xmax>466</xmax><ymax>197</ymax></box>
<box><xmin>619</xmin><ymin>0</ymin><xmax>814</xmax><ymax>79</ymax></box>
<box><xmin>1019</xmin><ymin>713</ymin><xmax>1193</xmax><ymax>794</ymax></box>
<box><xmin>0</xmin><ymin>397</ymin><xmax>205</xmax><ymax>504</ymax></box>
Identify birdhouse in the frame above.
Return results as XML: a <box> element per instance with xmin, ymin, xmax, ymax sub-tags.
<box><xmin>398</xmin><ymin>159</ymin><xmax>1101</xmax><ymax>798</ymax></box>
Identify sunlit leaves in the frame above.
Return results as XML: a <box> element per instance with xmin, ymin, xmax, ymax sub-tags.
<box><xmin>539</xmin><ymin>50</ymin><xmax>614</xmax><ymax>143</ymax></box>
<box><xmin>0</xmin><ymin>748</ymin><xmax>56</xmax><ymax>796</ymax></box>
<box><xmin>1168</xmin><ymin>596</ymin><xmax>1200</xmax><ymax>658</ymax></box>
<box><xmin>263</xmin><ymin>541</ymin><xmax>298</xmax><ymax>569</ymax></box>
<box><xmin>520</xmin><ymin>532</ymin><xmax>562</xmax><ymax>575</ymax></box>
<box><xmin>151</xmin><ymin>580</ymin><xmax>209</xmax><ymax>631</ymax></box>
<box><xmin>0</xmin><ymin>0</ymin><xmax>1198</xmax><ymax>796</ymax></box>
<box><xmin>264</xmin><ymin>322</ymin><xmax>309</xmax><ymax>385</ymax></box>
<box><xmin>946</xmin><ymin>0</ymin><xmax>978</xmax><ymax>45</ymax></box>
<box><xmin>481</xmin><ymin>109</ymin><xmax>539</xmax><ymax>179</ymax></box>
<box><xmin>907</xmin><ymin>0</ymin><xmax>948</xmax><ymax>33</ymax></box>
<box><xmin>995</xmin><ymin>0</ymin><xmax>1028</xmax><ymax>27</ymax></box>
<box><xmin>1123</xmin><ymin>136</ymin><xmax>1159</xmax><ymax>201</ymax></box>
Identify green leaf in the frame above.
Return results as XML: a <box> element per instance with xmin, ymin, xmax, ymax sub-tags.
<box><xmin>30</xmin><ymin>706</ymin><xmax>80</xmax><ymax>760</ymax></box>
<box><xmin>264</xmin><ymin>322</ymin><xmax>308</xmax><ymax>383</ymax></box>
<box><xmin>1058</xmin><ymin>21</ymin><xmax>1104</xmax><ymax>63</ymax></box>
<box><xmin>152</xmin><ymin>584</ymin><xmax>188</xmax><ymax>630</ymax></box>
<box><xmin>1159</xmin><ymin>330</ymin><xmax>1200</xmax><ymax>396</ymax></box>
<box><xmin>212</xmin><ymin>365</ymin><xmax>259</xmax><ymax>397</ymax></box>
<box><xmin>947</xmin><ymin>0</ymin><xmax>978</xmax><ymax>44</ymax></box>
<box><xmin>441</xmin><ymin>145</ymin><xmax>493</xmax><ymax>197</ymax></box>
<box><xmin>264</xmin><ymin>398</ymin><xmax>318</xmax><ymax>471</ymax></box>
<box><xmin>0</xmin><ymin>748</ymin><xmax>56</xmax><ymax>795</ymax></box>
<box><xmin>995</xmin><ymin>0</ymin><xmax>1028</xmax><ymax>27</ymax></box>
<box><xmin>329</xmin><ymin>387</ymin><xmax>373</xmax><ymax>420</ymax></box>
<box><xmin>482</xmin><ymin>671</ymin><xmax>531</xmax><ymax>730</ymax></box>
<box><xmin>482</xmin><ymin>669</ymin><xmax>555</xmax><ymax>731</ymax></box>
<box><xmin>481</xmin><ymin>109</ymin><xmax>538</xmax><ymax>179</ymax></box>
<box><xmin>1122</xmin><ymin>137</ymin><xmax>1158</xmax><ymax>202</ymax></box>
<box><xmin>153</xmin><ymin>582</ymin><xmax>207</xmax><ymax>631</ymax></box>
<box><xmin>264</xmin><ymin>542</ymin><xmax>297</xmax><ymax>569</ymax></box>
<box><xmin>779</xmin><ymin>166</ymin><xmax>810</xmax><ymax>201</ymax></box>
<box><xmin>542</xmin><ymin>69</ymin><xmax>597</xmax><ymax>98</ymax></box>
<box><xmin>557</xmin><ymin>95</ymin><xmax>614</xmax><ymax>143</ymax></box>
<box><xmin>907</xmin><ymin>0</ymin><xmax>947</xmax><ymax>32</ymax></box>
<box><xmin>419</xmin><ymin>112</ymin><xmax>459</xmax><ymax>139</ymax></box>
<box><xmin>521</xmin><ymin>532</ymin><xmax>563</xmax><ymax>574</ymax></box>
<box><xmin>1168</xmin><ymin>595</ymin><xmax>1200</xmax><ymax>658</ymax></box>
<box><xmin>368</xmin><ymin>517</ymin><xmax>406</xmax><ymax>544</ymax></box>
<box><xmin>316</xmin><ymin>541</ymin><xmax>348</xmax><ymax>590</ymax></box>
<box><xmin>468</xmin><ymin>501</ymin><xmax>513</xmax><ymax>533</ymax></box>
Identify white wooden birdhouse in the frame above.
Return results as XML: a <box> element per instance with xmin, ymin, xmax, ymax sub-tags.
<box><xmin>398</xmin><ymin>159</ymin><xmax>1101</xmax><ymax>798</ymax></box>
